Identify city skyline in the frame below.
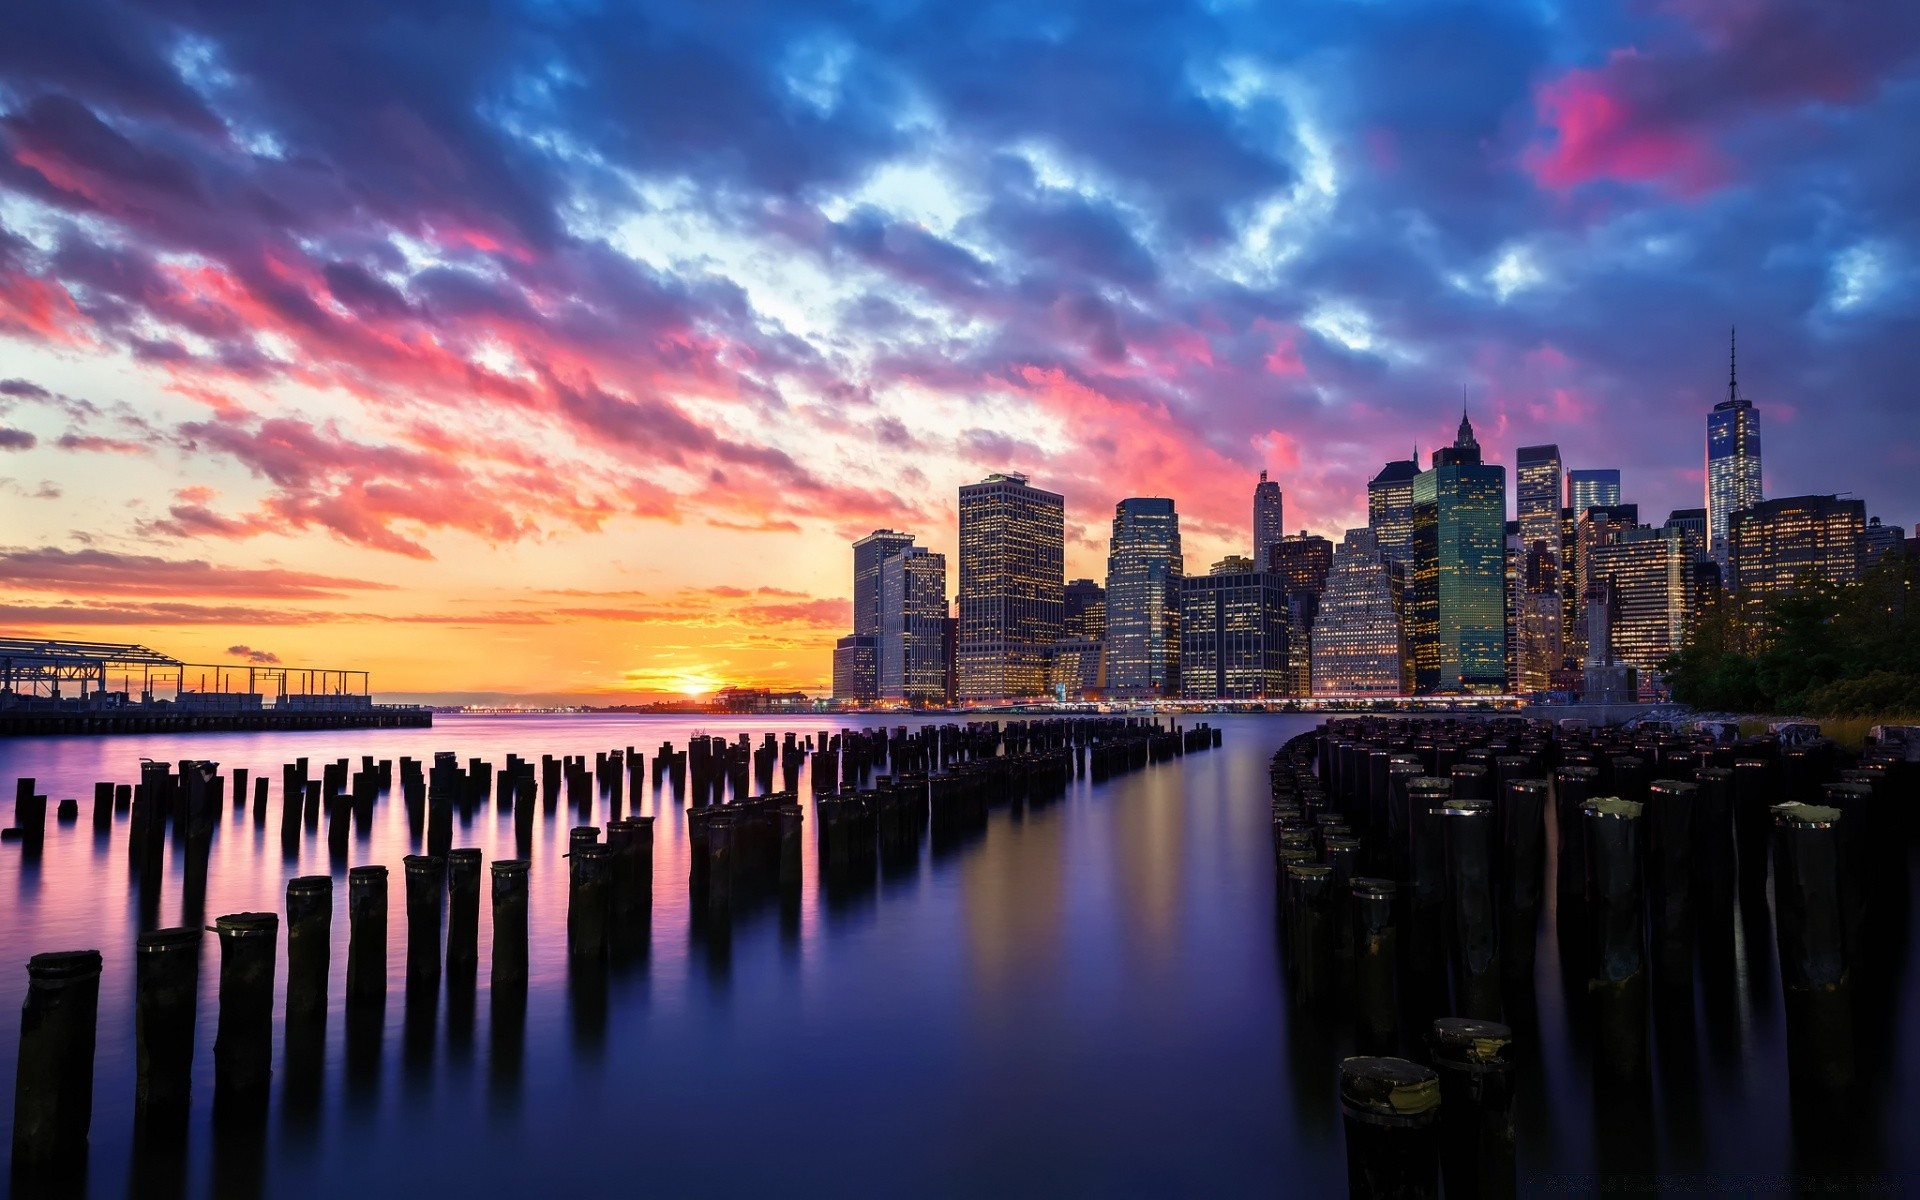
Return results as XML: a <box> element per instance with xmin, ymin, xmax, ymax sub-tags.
<box><xmin>3</xmin><ymin>0</ymin><xmax>1918</xmax><ymax>701</ymax></box>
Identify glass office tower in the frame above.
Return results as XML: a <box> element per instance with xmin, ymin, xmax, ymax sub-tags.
<box><xmin>957</xmin><ymin>473</ymin><xmax>1065</xmax><ymax>701</ymax></box>
<box><xmin>1410</xmin><ymin>413</ymin><xmax>1509</xmax><ymax>694</ymax></box>
<box><xmin>1104</xmin><ymin>497</ymin><xmax>1184</xmax><ymax>698</ymax></box>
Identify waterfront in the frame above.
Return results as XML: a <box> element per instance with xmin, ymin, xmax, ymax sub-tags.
<box><xmin>2</xmin><ymin>713</ymin><xmax>1917</xmax><ymax>1196</ymax></box>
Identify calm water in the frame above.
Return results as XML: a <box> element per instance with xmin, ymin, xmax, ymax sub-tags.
<box><xmin>1</xmin><ymin>713</ymin><xmax>1916</xmax><ymax>1197</ymax></box>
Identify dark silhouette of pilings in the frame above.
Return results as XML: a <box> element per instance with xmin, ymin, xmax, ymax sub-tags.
<box><xmin>1647</xmin><ymin>780</ymin><xmax>1697</xmax><ymax>987</ymax></box>
<box><xmin>1553</xmin><ymin>766</ymin><xmax>1598</xmax><ymax>917</ymax></box>
<box><xmin>569</xmin><ymin>837</ymin><xmax>609</xmax><ymax>960</ymax></box>
<box><xmin>133</xmin><ymin>929</ymin><xmax>199</xmax><ymax>1139</ymax></box>
<box><xmin>491</xmin><ymin>859</ymin><xmax>530</xmax><ymax>984</ymax></box>
<box><xmin>1442</xmin><ymin>799</ymin><xmax>1501</xmax><ymax>1020</ymax></box>
<box><xmin>1339</xmin><ymin>1056</ymin><xmax>1440</xmax><ymax>1199</ymax></box>
<box><xmin>1732</xmin><ymin>757</ymin><xmax>1776</xmax><ymax>897</ymax></box>
<box><xmin>285</xmin><ymin>876</ymin><xmax>331</xmax><ymax>1020</ymax></box>
<box><xmin>1429</xmin><ymin>1018</ymin><xmax>1516</xmax><ymax>1200</ymax></box>
<box><xmin>1692</xmin><ymin>767</ymin><xmax>1737</xmax><ymax>935</ymax></box>
<box><xmin>347</xmin><ymin>865</ymin><xmax>389</xmax><ymax>1002</ymax></box>
<box><xmin>1499</xmin><ymin>778</ymin><xmax>1546</xmax><ymax>983</ymax></box>
<box><xmin>211</xmin><ymin>912</ymin><xmax>278</xmax><ymax>1119</ymax></box>
<box><xmin>403</xmin><ymin>854</ymin><xmax>445</xmax><ymax>983</ymax></box>
<box><xmin>10</xmin><ymin>949</ymin><xmax>102</xmax><ymax>1181</ymax></box>
<box><xmin>1583</xmin><ymin>798</ymin><xmax>1647</xmax><ymax>1081</ymax></box>
<box><xmin>1352</xmin><ymin>878</ymin><xmax>1399</xmax><ymax>1053</ymax></box>
<box><xmin>447</xmin><ymin>848</ymin><xmax>482</xmax><ymax>970</ymax></box>
<box><xmin>1771</xmin><ymin>802</ymin><xmax>1854</xmax><ymax>1093</ymax></box>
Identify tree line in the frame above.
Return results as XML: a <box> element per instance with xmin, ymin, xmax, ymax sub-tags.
<box><xmin>1660</xmin><ymin>551</ymin><xmax>1920</xmax><ymax>718</ymax></box>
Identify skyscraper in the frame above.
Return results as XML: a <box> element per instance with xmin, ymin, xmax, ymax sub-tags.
<box><xmin>1104</xmin><ymin>497</ymin><xmax>1183</xmax><ymax>698</ymax></box>
<box><xmin>1063</xmin><ymin>578</ymin><xmax>1106</xmax><ymax>640</ymax></box>
<box><xmin>958</xmin><ymin>473</ymin><xmax>1066</xmax><ymax>701</ymax></box>
<box><xmin>1588</xmin><ymin>526</ymin><xmax>1691</xmax><ymax>690</ymax></box>
<box><xmin>851</xmin><ymin>530</ymin><xmax>916</xmax><ymax>637</ymax></box>
<box><xmin>1253</xmin><ymin>471</ymin><xmax>1284</xmax><ymax>567</ymax></box>
<box><xmin>1312</xmin><ymin>528</ymin><xmax>1408</xmax><ymax>696</ymax></box>
<box><xmin>1706</xmin><ymin>330</ymin><xmax>1763</xmax><ymax>565</ymax></box>
<box><xmin>1729</xmin><ymin>495</ymin><xmax>1865</xmax><ymax>617</ymax></box>
<box><xmin>1178</xmin><ymin>567</ymin><xmax>1290</xmax><ymax>699</ymax></box>
<box><xmin>1663</xmin><ymin>508</ymin><xmax>1709</xmax><ymax>561</ymax></box>
<box><xmin>1515</xmin><ymin>444</ymin><xmax>1564</xmax><ymax>691</ymax></box>
<box><xmin>831</xmin><ymin>635</ymin><xmax>876</xmax><ymax>703</ymax></box>
<box><xmin>1368</xmin><ymin>454</ymin><xmax>1420</xmax><ymax>569</ymax></box>
<box><xmin>1268</xmin><ymin>531</ymin><xmax>1333</xmax><ymax>696</ymax></box>
<box><xmin>1566</xmin><ymin>470</ymin><xmax>1622</xmax><ymax>514</ymax></box>
<box><xmin>878</xmin><ymin>545</ymin><xmax>950</xmax><ymax>703</ymax></box>
<box><xmin>1410</xmin><ymin>411</ymin><xmax>1508</xmax><ymax>694</ymax></box>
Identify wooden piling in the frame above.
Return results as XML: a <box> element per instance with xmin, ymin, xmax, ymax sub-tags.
<box><xmin>1339</xmin><ymin>1056</ymin><xmax>1441</xmax><ymax>1199</ymax></box>
<box><xmin>491</xmin><ymin>859</ymin><xmax>531</xmax><ymax>985</ymax></box>
<box><xmin>347</xmin><ymin>865</ymin><xmax>389</xmax><ymax>1001</ymax></box>
<box><xmin>1428</xmin><ymin>1018</ymin><xmax>1516</xmax><ymax>1200</ymax></box>
<box><xmin>10</xmin><ymin>949</ymin><xmax>102</xmax><ymax>1172</ymax></box>
<box><xmin>133</xmin><ymin>929</ymin><xmax>199</xmax><ymax>1138</ymax></box>
<box><xmin>446</xmin><ymin>849</ymin><xmax>482</xmax><ymax>970</ymax></box>
<box><xmin>211</xmin><ymin>913</ymin><xmax>278</xmax><ymax>1118</ymax></box>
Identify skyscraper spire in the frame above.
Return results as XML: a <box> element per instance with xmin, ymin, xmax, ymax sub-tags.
<box><xmin>1728</xmin><ymin>325</ymin><xmax>1738</xmax><ymax>404</ymax></box>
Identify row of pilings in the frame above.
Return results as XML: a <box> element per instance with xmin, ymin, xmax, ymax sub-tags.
<box><xmin>7</xmin><ymin>716</ymin><xmax>1218</xmax><ymax>1189</ymax></box>
<box><xmin>1271</xmin><ymin>716</ymin><xmax>1919</xmax><ymax>1198</ymax></box>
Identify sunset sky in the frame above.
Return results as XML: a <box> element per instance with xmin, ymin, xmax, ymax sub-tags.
<box><xmin>3</xmin><ymin>0</ymin><xmax>1917</xmax><ymax>702</ymax></box>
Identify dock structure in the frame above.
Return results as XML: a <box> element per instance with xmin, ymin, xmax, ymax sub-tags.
<box><xmin>0</xmin><ymin>638</ymin><xmax>428</xmax><ymax>736</ymax></box>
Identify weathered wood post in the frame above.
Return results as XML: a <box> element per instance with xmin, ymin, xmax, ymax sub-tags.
<box><xmin>10</xmin><ymin>950</ymin><xmax>103</xmax><ymax>1175</ymax></box>
<box><xmin>1352</xmin><ymin>878</ymin><xmax>1399</xmax><ymax>1053</ymax></box>
<box><xmin>403</xmin><ymin>855</ymin><xmax>445</xmax><ymax>984</ymax></box>
<box><xmin>491</xmin><ymin>859</ymin><xmax>531</xmax><ymax>985</ymax></box>
<box><xmin>1583</xmin><ymin>798</ymin><xmax>1647</xmax><ymax>1080</ymax></box>
<box><xmin>1771</xmin><ymin>802</ymin><xmax>1854</xmax><ymax>1093</ymax></box>
<box><xmin>1441</xmin><ymin>799</ymin><xmax>1501</xmax><ymax>1020</ymax></box>
<box><xmin>285</xmin><ymin>876</ymin><xmax>331</xmax><ymax>1020</ymax></box>
<box><xmin>568</xmin><ymin>841</ymin><xmax>610</xmax><ymax>960</ymax></box>
<box><xmin>1339</xmin><ymin>1056</ymin><xmax>1441</xmax><ymax>1199</ymax></box>
<box><xmin>1646</xmin><ymin>780</ymin><xmax>1696</xmax><ymax>987</ymax></box>
<box><xmin>133</xmin><ymin>929</ymin><xmax>199</xmax><ymax>1139</ymax></box>
<box><xmin>347</xmin><ymin>865</ymin><xmax>389</xmax><ymax>1001</ymax></box>
<box><xmin>1499</xmin><ymin>778</ymin><xmax>1546</xmax><ymax>983</ymax></box>
<box><xmin>1428</xmin><ymin>1018</ymin><xmax>1516</xmax><ymax>1200</ymax></box>
<box><xmin>445</xmin><ymin>849</ymin><xmax>482</xmax><ymax>971</ymax></box>
<box><xmin>211</xmin><ymin>913</ymin><xmax>278</xmax><ymax>1118</ymax></box>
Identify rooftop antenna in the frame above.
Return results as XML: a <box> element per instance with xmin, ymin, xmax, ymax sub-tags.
<box><xmin>1728</xmin><ymin>326</ymin><xmax>1738</xmax><ymax>403</ymax></box>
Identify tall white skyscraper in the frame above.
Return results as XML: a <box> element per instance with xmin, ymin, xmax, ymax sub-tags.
<box><xmin>1706</xmin><ymin>330</ymin><xmax>1763</xmax><ymax>567</ymax></box>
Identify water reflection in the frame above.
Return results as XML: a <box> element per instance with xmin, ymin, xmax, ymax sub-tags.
<box><xmin>0</xmin><ymin>714</ymin><xmax>1913</xmax><ymax>1196</ymax></box>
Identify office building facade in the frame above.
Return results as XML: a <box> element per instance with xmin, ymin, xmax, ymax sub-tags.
<box><xmin>1178</xmin><ymin>568</ymin><xmax>1290</xmax><ymax>699</ymax></box>
<box><xmin>1105</xmin><ymin>497</ymin><xmax>1184</xmax><ymax>698</ymax></box>
<box><xmin>851</xmin><ymin>530</ymin><xmax>916</xmax><ymax>638</ymax></box>
<box><xmin>878</xmin><ymin>546</ymin><xmax>950</xmax><ymax>703</ymax></box>
<box><xmin>957</xmin><ymin>473</ymin><xmax>1065</xmax><ymax>701</ymax></box>
<box><xmin>832</xmin><ymin>635</ymin><xmax>876</xmax><ymax>703</ymax></box>
<box><xmin>1253</xmin><ymin>471</ymin><xmax>1285</xmax><ymax>568</ymax></box>
<box><xmin>1410</xmin><ymin>413</ymin><xmax>1508</xmax><ymax>693</ymax></box>
<box><xmin>1312</xmin><ymin>528</ymin><xmax>1408</xmax><ymax>696</ymax></box>
<box><xmin>1566</xmin><ymin>469</ymin><xmax>1622</xmax><ymax>514</ymax></box>
<box><xmin>1588</xmin><ymin>527</ymin><xmax>1690</xmax><ymax>689</ymax></box>
<box><xmin>1368</xmin><ymin>455</ymin><xmax>1420</xmax><ymax>570</ymax></box>
<box><xmin>1063</xmin><ymin>578</ymin><xmax>1106</xmax><ymax>641</ymax></box>
<box><xmin>1515</xmin><ymin>444</ymin><xmax>1563</xmax><ymax>691</ymax></box>
<box><xmin>1729</xmin><ymin>495</ymin><xmax>1865</xmax><ymax>612</ymax></box>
